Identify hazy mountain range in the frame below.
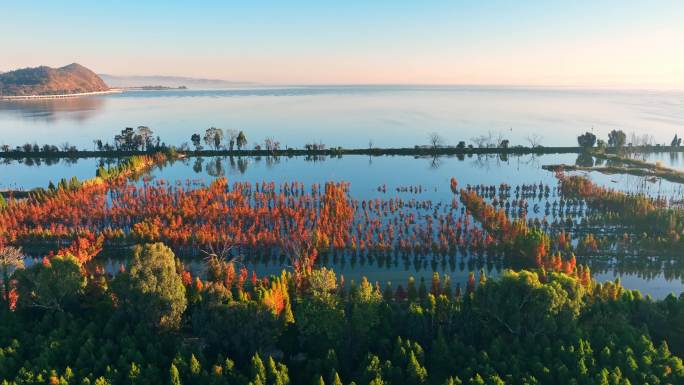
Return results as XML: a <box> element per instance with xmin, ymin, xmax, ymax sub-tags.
<box><xmin>98</xmin><ymin>74</ymin><xmax>252</xmax><ymax>89</ymax></box>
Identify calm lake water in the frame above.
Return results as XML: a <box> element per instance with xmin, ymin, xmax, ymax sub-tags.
<box><xmin>4</xmin><ymin>153</ymin><xmax>684</xmax><ymax>198</ymax></box>
<box><xmin>2</xmin><ymin>87</ymin><xmax>684</xmax><ymax>298</ymax></box>
<box><xmin>1</xmin><ymin>86</ymin><xmax>683</xmax><ymax>149</ymax></box>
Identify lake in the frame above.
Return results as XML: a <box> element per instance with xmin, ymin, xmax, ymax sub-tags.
<box><xmin>2</xmin><ymin>86</ymin><xmax>684</xmax><ymax>298</ymax></box>
<box><xmin>1</xmin><ymin>86</ymin><xmax>683</xmax><ymax>149</ymax></box>
<box><xmin>4</xmin><ymin>153</ymin><xmax>684</xmax><ymax>199</ymax></box>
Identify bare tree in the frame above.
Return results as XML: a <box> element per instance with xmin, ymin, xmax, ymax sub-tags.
<box><xmin>60</xmin><ymin>142</ymin><xmax>74</xmax><ymax>152</ymax></box>
<box><xmin>281</xmin><ymin>236</ymin><xmax>318</xmax><ymax>286</ymax></box>
<box><xmin>200</xmin><ymin>237</ymin><xmax>239</xmax><ymax>264</ymax></box>
<box><xmin>471</xmin><ymin>135</ymin><xmax>488</xmax><ymax>148</ymax></box>
<box><xmin>495</xmin><ymin>132</ymin><xmax>504</xmax><ymax>147</ymax></box>
<box><xmin>0</xmin><ymin>246</ymin><xmax>23</xmax><ymax>309</ymax></box>
<box><xmin>630</xmin><ymin>131</ymin><xmax>654</xmax><ymax>147</ymax></box>
<box><xmin>226</xmin><ymin>129</ymin><xmax>239</xmax><ymax>151</ymax></box>
<box><xmin>526</xmin><ymin>134</ymin><xmax>543</xmax><ymax>148</ymax></box>
<box><xmin>264</xmin><ymin>137</ymin><xmax>280</xmax><ymax>152</ymax></box>
<box><xmin>305</xmin><ymin>141</ymin><xmax>327</xmax><ymax>152</ymax></box>
<box><xmin>429</xmin><ymin>132</ymin><xmax>445</xmax><ymax>149</ymax></box>
<box><xmin>472</xmin><ymin>130</ymin><xmax>505</xmax><ymax>148</ymax></box>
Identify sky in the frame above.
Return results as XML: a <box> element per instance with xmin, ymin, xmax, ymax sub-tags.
<box><xmin>2</xmin><ymin>1</ymin><xmax>683</xmax><ymax>88</ymax></box>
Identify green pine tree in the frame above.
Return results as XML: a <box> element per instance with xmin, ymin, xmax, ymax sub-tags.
<box><xmin>418</xmin><ymin>277</ymin><xmax>427</xmax><ymax>300</ymax></box>
<box><xmin>190</xmin><ymin>354</ymin><xmax>201</xmax><ymax>375</ymax></box>
<box><xmin>406</xmin><ymin>351</ymin><xmax>427</xmax><ymax>384</ymax></box>
<box><xmin>331</xmin><ymin>371</ymin><xmax>343</xmax><ymax>385</ymax></box>
<box><xmin>407</xmin><ymin>277</ymin><xmax>418</xmax><ymax>302</ymax></box>
<box><xmin>169</xmin><ymin>363</ymin><xmax>182</xmax><ymax>385</ymax></box>
<box><xmin>251</xmin><ymin>353</ymin><xmax>266</xmax><ymax>385</ymax></box>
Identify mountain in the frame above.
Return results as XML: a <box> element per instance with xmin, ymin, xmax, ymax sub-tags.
<box><xmin>0</xmin><ymin>63</ymin><xmax>109</xmax><ymax>96</ymax></box>
<box><xmin>99</xmin><ymin>74</ymin><xmax>251</xmax><ymax>89</ymax></box>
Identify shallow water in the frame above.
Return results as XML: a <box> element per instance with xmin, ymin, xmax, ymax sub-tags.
<box><xmin>5</xmin><ymin>153</ymin><xmax>684</xmax><ymax>197</ymax></box>
<box><xmin>7</xmin><ymin>153</ymin><xmax>684</xmax><ymax>299</ymax></box>
<box><xmin>21</xmin><ymin>251</ymin><xmax>684</xmax><ymax>299</ymax></box>
<box><xmin>0</xmin><ymin>157</ymin><xmax>102</xmax><ymax>190</ymax></box>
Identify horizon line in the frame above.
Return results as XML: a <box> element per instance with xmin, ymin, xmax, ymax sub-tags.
<box><xmin>109</xmin><ymin>80</ymin><xmax>684</xmax><ymax>93</ymax></box>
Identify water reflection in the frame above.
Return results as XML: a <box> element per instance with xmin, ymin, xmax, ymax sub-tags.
<box><xmin>0</xmin><ymin>96</ymin><xmax>106</xmax><ymax>122</ymax></box>
<box><xmin>575</xmin><ymin>153</ymin><xmax>594</xmax><ymax>167</ymax></box>
<box><xmin>188</xmin><ymin>156</ymin><xmax>252</xmax><ymax>176</ymax></box>
<box><xmin>20</xmin><ymin>247</ymin><xmax>684</xmax><ymax>299</ymax></box>
<box><xmin>2</xmin><ymin>87</ymin><xmax>684</xmax><ymax>149</ymax></box>
<box><xmin>638</xmin><ymin>151</ymin><xmax>684</xmax><ymax>170</ymax></box>
<box><xmin>182</xmin><ymin>153</ymin><xmax>545</xmax><ymax>177</ymax></box>
<box><xmin>1</xmin><ymin>156</ymin><xmax>71</xmax><ymax>167</ymax></box>
<box><xmin>0</xmin><ymin>157</ymin><xmax>123</xmax><ymax>190</ymax></box>
<box><xmin>4</xmin><ymin>153</ymin><xmax>684</xmax><ymax>198</ymax></box>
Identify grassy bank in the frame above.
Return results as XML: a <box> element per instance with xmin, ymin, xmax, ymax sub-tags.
<box><xmin>544</xmin><ymin>151</ymin><xmax>684</xmax><ymax>184</ymax></box>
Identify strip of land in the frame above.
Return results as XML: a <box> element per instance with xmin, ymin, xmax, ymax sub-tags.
<box><xmin>543</xmin><ymin>163</ymin><xmax>684</xmax><ymax>184</ymax></box>
<box><xmin>0</xmin><ymin>89</ymin><xmax>122</xmax><ymax>100</ymax></box>
<box><xmin>3</xmin><ymin>145</ymin><xmax>684</xmax><ymax>159</ymax></box>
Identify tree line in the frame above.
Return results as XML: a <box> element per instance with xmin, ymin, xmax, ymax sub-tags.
<box><xmin>577</xmin><ymin>129</ymin><xmax>683</xmax><ymax>150</ymax></box>
<box><xmin>5</xmin><ymin>128</ymin><xmax>683</xmax><ymax>157</ymax></box>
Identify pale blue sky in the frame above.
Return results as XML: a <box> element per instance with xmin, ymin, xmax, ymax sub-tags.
<box><xmin>3</xmin><ymin>1</ymin><xmax>683</xmax><ymax>87</ymax></box>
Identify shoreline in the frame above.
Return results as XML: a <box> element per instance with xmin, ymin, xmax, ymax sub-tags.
<box><xmin>1</xmin><ymin>145</ymin><xmax>684</xmax><ymax>159</ymax></box>
<box><xmin>0</xmin><ymin>89</ymin><xmax>123</xmax><ymax>100</ymax></box>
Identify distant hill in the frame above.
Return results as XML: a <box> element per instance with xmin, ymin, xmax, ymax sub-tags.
<box><xmin>0</xmin><ymin>63</ymin><xmax>109</xmax><ymax>96</ymax></box>
<box><xmin>99</xmin><ymin>74</ymin><xmax>251</xmax><ymax>89</ymax></box>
